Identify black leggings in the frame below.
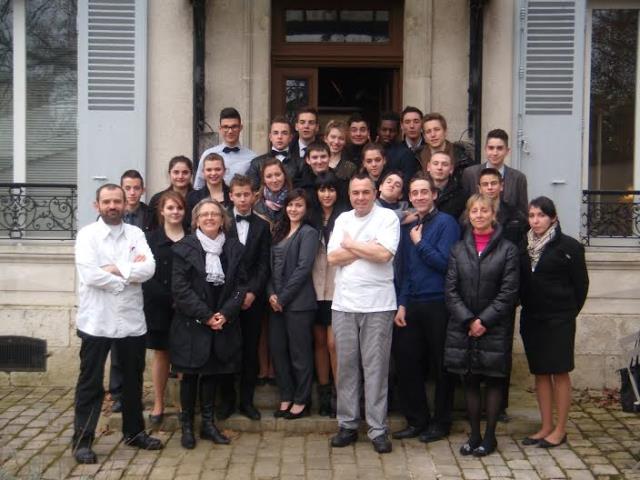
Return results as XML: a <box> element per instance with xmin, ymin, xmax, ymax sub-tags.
<box><xmin>463</xmin><ymin>373</ymin><xmax>504</xmax><ymax>446</ymax></box>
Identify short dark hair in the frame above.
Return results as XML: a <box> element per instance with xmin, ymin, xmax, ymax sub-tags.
<box><xmin>96</xmin><ymin>183</ymin><xmax>124</xmax><ymax>202</ymax></box>
<box><xmin>401</xmin><ymin>106</ymin><xmax>424</xmax><ymax>120</ymax></box>
<box><xmin>349</xmin><ymin>171</ymin><xmax>376</xmax><ymax>190</ymax></box>
<box><xmin>120</xmin><ymin>169</ymin><xmax>144</xmax><ymax>188</ymax></box>
<box><xmin>229</xmin><ymin>174</ymin><xmax>253</xmax><ymax>191</ymax></box>
<box><xmin>347</xmin><ymin>112</ymin><xmax>370</xmax><ymax>130</ymax></box>
<box><xmin>529</xmin><ymin>196</ymin><xmax>557</xmax><ymax>219</ymax></box>
<box><xmin>168</xmin><ymin>155</ymin><xmax>193</xmax><ymax>173</ymax></box>
<box><xmin>379</xmin><ymin>169</ymin><xmax>404</xmax><ymax>186</ymax></box>
<box><xmin>408</xmin><ymin>171</ymin><xmax>436</xmax><ymax>192</ymax></box>
<box><xmin>478</xmin><ymin>167</ymin><xmax>503</xmax><ymax>183</ymax></box>
<box><xmin>220</xmin><ymin>107</ymin><xmax>241</xmax><ymax>123</ymax></box>
<box><xmin>306</xmin><ymin>140</ymin><xmax>330</xmax><ymax>158</ymax></box>
<box><xmin>422</xmin><ymin>112</ymin><xmax>448</xmax><ymax>131</ymax></box>
<box><xmin>295</xmin><ymin>106</ymin><xmax>318</xmax><ymax>122</ymax></box>
<box><xmin>270</xmin><ymin>115</ymin><xmax>292</xmax><ymax>131</ymax></box>
<box><xmin>486</xmin><ymin>128</ymin><xmax>509</xmax><ymax>147</ymax></box>
<box><xmin>379</xmin><ymin>112</ymin><xmax>400</xmax><ymax>127</ymax></box>
<box><xmin>361</xmin><ymin>142</ymin><xmax>386</xmax><ymax>159</ymax></box>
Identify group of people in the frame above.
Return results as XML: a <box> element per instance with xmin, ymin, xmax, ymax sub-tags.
<box><xmin>71</xmin><ymin>105</ymin><xmax>589</xmax><ymax>464</ymax></box>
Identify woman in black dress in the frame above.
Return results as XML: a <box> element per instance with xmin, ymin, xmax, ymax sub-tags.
<box><xmin>444</xmin><ymin>194</ymin><xmax>519</xmax><ymax>456</ymax></box>
<box><xmin>143</xmin><ymin>191</ymin><xmax>186</xmax><ymax>426</ymax></box>
<box><xmin>268</xmin><ymin>189</ymin><xmax>319</xmax><ymax>419</ymax></box>
<box><xmin>520</xmin><ymin>196</ymin><xmax>589</xmax><ymax>448</ymax></box>
<box><xmin>170</xmin><ymin>198</ymin><xmax>246</xmax><ymax>449</ymax></box>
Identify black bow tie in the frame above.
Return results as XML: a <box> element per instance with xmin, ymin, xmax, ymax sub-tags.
<box><xmin>223</xmin><ymin>146</ymin><xmax>240</xmax><ymax>153</ymax></box>
<box><xmin>271</xmin><ymin>149</ymin><xmax>288</xmax><ymax>158</ymax></box>
<box><xmin>235</xmin><ymin>213</ymin><xmax>252</xmax><ymax>223</ymax></box>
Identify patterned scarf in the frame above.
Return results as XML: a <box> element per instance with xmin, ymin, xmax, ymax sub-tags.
<box><xmin>263</xmin><ymin>186</ymin><xmax>288</xmax><ymax>213</ymax></box>
<box><xmin>527</xmin><ymin>222</ymin><xmax>558</xmax><ymax>272</ymax></box>
<box><xmin>196</xmin><ymin>229</ymin><xmax>226</xmax><ymax>285</ymax></box>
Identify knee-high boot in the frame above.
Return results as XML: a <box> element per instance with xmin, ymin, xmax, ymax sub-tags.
<box><xmin>199</xmin><ymin>375</ymin><xmax>230</xmax><ymax>445</ymax></box>
<box><xmin>179</xmin><ymin>375</ymin><xmax>197</xmax><ymax>449</ymax></box>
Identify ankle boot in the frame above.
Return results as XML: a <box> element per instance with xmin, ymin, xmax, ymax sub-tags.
<box><xmin>180</xmin><ymin>411</ymin><xmax>196</xmax><ymax>449</ymax></box>
<box><xmin>318</xmin><ymin>384</ymin><xmax>332</xmax><ymax>417</ymax></box>
<box><xmin>200</xmin><ymin>402</ymin><xmax>230</xmax><ymax>444</ymax></box>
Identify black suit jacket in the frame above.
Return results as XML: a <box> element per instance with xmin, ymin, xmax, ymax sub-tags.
<box><xmin>228</xmin><ymin>211</ymin><xmax>271</xmax><ymax>298</ymax></box>
<box><xmin>461</xmin><ymin>163</ymin><xmax>528</xmax><ymax>215</ymax></box>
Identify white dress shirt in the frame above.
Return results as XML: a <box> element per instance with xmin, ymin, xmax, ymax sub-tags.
<box><xmin>233</xmin><ymin>207</ymin><xmax>250</xmax><ymax>246</ymax></box>
<box><xmin>194</xmin><ymin>143</ymin><xmax>257</xmax><ymax>189</ymax></box>
<box><xmin>75</xmin><ymin>218</ymin><xmax>155</xmax><ymax>338</ymax></box>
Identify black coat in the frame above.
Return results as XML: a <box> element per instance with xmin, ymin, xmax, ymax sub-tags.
<box><xmin>227</xmin><ymin>212</ymin><xmax>271</xmax><ymax>298</ymax></box>
<box><xmin>169</xmin><ymin>234</ymin><xmax>247</xmax><ymax>372</ymax></box>
<box><xmin>444</xmin><ymin>225</ymin><xmax>520</xmax><ymax>377</ymax></box>
<box><xmin>142</xmin><ymin>228</ymin><xmax>178</xmax><ymax>332</ymax></box>
<box><xmin>436</xmin><ymin>178</ymin><xmax>468</xmax><ymax>220</ymax></box>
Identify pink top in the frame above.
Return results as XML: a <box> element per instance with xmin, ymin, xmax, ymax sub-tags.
<box><xmin>473</xmin><ymin>230</ymin><xmax>493</xmax><ymax>255</ymax></box>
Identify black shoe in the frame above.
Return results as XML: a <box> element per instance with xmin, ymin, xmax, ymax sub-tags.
<box><xmin>418</xmin><ymin>425</ymin><xmax>449</xmax><ymax>443</ymax></box>
<box><xmin>239</xmin><ymin>404</ymin><xmax>261</xmax><ymax>421</ymax></box>
<box><xmin>521</xmin><ymin>436</ymin><xmax>541</xmax><ymax>446</ymax></box>
<box><xmin>200</xmin><ymin>421</ymin><xmax>230</xmax><ymax>445</ymax></box>
<box><xmin>473</xmin><ymin>438</ymin><xmax>497</xmax><ymax>457</ymax></box>
<box><xmin>284</xmin><ymin>405</ymin><xmax>309</xmax><ymax>420</ymax></box>
<box><xmin>180</xmin><ymin>411</ymin><xmax>196</xmax><ymax>449</ymax></box>
<box><xmin>317</xmin><ymin>384</ymin><xmax>333</xmax><ymax>417</ymax></box>
<box><xmin>216</xmin><ymin>403</ymin><xmax>236</xmax><ymax>421</ymax></box>
<box><xmin>460</xmin><ymin>436</ymin><xmax>482</xmax><ymax>456</ymax></box>
<box><xmin>123</xmin><ymin>431</ymin><xmax>164</xmax><ymax>450</ymax></box>
<box><xmin>273</xmin><ymin>404</ymin><xmax>291</xmax><ymax>418</ymax></box>
<box><xmin>111</xmin><ymin>399</ymin><xmax>123</xmax><ymax>413</ymax></box>
<box><xmin>74</xmin><ymin>446</ymin><xmax>97</xmax><ymax>464</ymax></box>
<box><xmin>148</xmin><ymin>412</ymin><xmax>164</xmax><ymax>427</ymax></box>
<box><xmin>538</xmin><ymin>434</ymin><xmax>567</xmax><ymax>449</ymax></box>
<box><xmin>371</xmin><ymin>434</ymin><xmax>392</xmax><ymax>454</ymax></box>
<box><xmin>392</xmin><ymin>425</ymin><xmax>423</xmax><ymax>440</ymax></box>
<box><xmin>331</xmin><ymin>428</ymin><xmax>358</xmax><ymax>448</ymax></box>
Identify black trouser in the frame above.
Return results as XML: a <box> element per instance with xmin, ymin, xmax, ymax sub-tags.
<box><xmin>180</xmin><ymin>374</ymin><xmax>217</xmax><ymax>414</ymax></box>
<box><xmin>108</xmin><ymin>344</ymin><xmax>123</xmax><ymax>401</ymax></box>
<box><xmin>73</xmin><ymin>330</ymin><xmax>145</xmax><ymax>447</ymax></box>
<box><xmin>392</xmin><ymin>301</ymin><xmax>454</xmax><ymax>429</ymax></box>
<box><xmin>219</xmin><ymin>298</ymin><xmax>264</xmax><ymax>407</ymax></box>
<box><xmin>269</xmin><ymin>310</ymin><xmax>315</xmax><ymax>404</ymax></box>
<box><xmin>502</xmin><ymin>309</ymin><xmax>516</xmax><ymax>411</ymax></box>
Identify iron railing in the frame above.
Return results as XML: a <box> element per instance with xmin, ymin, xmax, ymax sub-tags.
<box><xmin>0</xmin><ymin>183</ymin><xmax>77</xmax><ymax>240</ymax></box>
<box><xmin>581</xmin><ymin>190</ymin><xmax>640</xmax><ymax>246</ymax></box>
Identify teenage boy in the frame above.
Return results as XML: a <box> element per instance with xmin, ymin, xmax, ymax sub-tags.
<box><xmin>461</xmin><ymin>129</ymin><xmax>528</xmax><ymax>215</ymax></box>
<box><xmin>291</xmin><ymin>106</ymin><xmax>321</xmax><ymax>162</ymax></box>
<box><xmin>398</xmin><ymin>106</ymin><xmax>425</xmax><ymax>184</ymax></box>
<box><xmin>247</xmin><ymin>116</ymin><xmax>298</xmax><ymax>190</ymax></box>
<box><xmin>393</xmin><ymin>171</ymin><xmax>460</xmax><ymax>443</ymax></box>
<box><xmin>425</xmin><ymin>152</ymin><xmax>468</xmax><ymax>220</ymax></box>
<box><xmin>295</xmin><ymin>141</ymin><xmax>347</xmax><ymax>201</ymax></box>
<box><xmin>376</xmin><ymin>112</ymin><xmax>414</xmax><ymax>176</ymax></box>
<box><xmin>218</xmin><ymin>175</ymin><xmax>271</xmax><ymax>420</ymax></box>
<box><xmin>346</xmin><ymin>113</ymin><xmax>371</xmax><ymax>168</ymax></box>
<box><xmin>196</xmin><ymin>107</ymin><xmax>256</xmax><ymax>188</ymax></box>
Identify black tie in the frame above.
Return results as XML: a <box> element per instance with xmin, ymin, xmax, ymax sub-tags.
<box><xmin>271</xmin><ymin>149</ymin><xmax>288</xmax><ymax>158</ymax></box>
<box><xmin>223</xmin><ymin>146</ymin><xmax>240</xmax><ymax>153</ymax></box>
<box><xmin>300</xmin><ymin>147</ymin><xmax>307</xmax><ymax>158</ymax></box>
<box><xmin>235</xmin><ymin>214</ymin><xmax>252</xmax><ymax>223</ymax></box>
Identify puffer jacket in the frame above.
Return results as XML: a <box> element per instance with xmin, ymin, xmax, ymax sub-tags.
<box><xmin>444</xmin><ymin>224</ymin><xmax>520</xmax><ymax>377</ymax></box>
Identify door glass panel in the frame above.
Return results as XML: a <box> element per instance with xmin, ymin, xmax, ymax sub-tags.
<box><xmin>285</xmin><ymin>79</ymin><xmax>309</xmax><ymax>123</ymax></box>
<box><xmin>588</xmin><ymin>9</ymin><xmax>637</xmax><ymax>191</ymax></box>
<box><xmin>285</xmin><ymin>9</ymin><xmax>390</xmax><ymax>43</ymax></box>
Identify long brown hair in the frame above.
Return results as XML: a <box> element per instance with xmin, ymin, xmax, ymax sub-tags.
<box><xmin>156</xmin><ymin>190</ymin><xmax>186</xmax><ymax>226</ymax></box>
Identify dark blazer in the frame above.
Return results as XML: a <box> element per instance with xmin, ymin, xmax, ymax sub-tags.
<box><xmin>444</xmin><ymin>225</ymin><xmax>520</xmax><ymax>377</ymax></box>
<box><xmin>228</xmin><ymin>211</ymin><xmax>271</xmax><ymax>297</ymax></box>
<box><xmin>185</xmin><ymin>184</ymin><xmax>232</xmax><ymax>228</ymax></box>
<box><xmin>170</xmin><ymin>234</ymin><xmax>247</xmax><ymax>371</ymax></box>
<box><xmin>267</xmin><ymin>224</ymin><xmax>319</xmax><ymax>312</ymax></box>
<box><xmin>436</xmin><ymin>177</ymin><xmax>468</xmax><ymax>220</ymax></box>
<box><xmin>461</xmin><ymin>163</ymin><xmax>528</xmax><ymax>215</ymax></box>
<box><xmin>247</xmin><ymin>151</ymin><xmax>301</xmax><ymax>190</ymax></box>
<box><xmin>142</xmin><ymin>227</ymin><xmax>178</xmax><ymax>332</ymax></box>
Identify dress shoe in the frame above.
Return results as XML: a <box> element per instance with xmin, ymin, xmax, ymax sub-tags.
<box><xmin>273</xmin><ymin>404</ymin><xmax>291</xmax><ymax>418</ymax></box>
<box><xmin>473</xmin><ymin>437</ymin><xmax>497</xmax><ymax>457</ymax></box>
<box><xmin>200</xmin><ymin>421</ymin><xmax>230</xmax><ymax>445</ymax></box>
<box><xmin>74</xmin><ymin>446</ymin><xmax>97</xmax><ymax>464</ymax></box>
<box><xmin>148</xmin><ymin>412</ymin><xmax>164</xmax><ymax>426</ymax></box>
<box><xmin>216</xmin><ymin>403</ymin><xmax>236</xmax><ymax>421</ymax></box>
<box><xmin>538</xmin><ymin>434</ymin><xmax>567</xmax><ymax>449</ymax></box>
<box><xmin>239</xmin><ymin>404</ymin><xmax>261</xmax><ymax>421</ymax></box>
<box><xmin>123</xmin><ymin>431</ymin><xmax>164</xmax><ymax>450</ymax></box>
<box><xmin>459</xmin><ymin>436</ymin><xmax>482</xmax><ymax>456</ymax></box>
<box><xmin>418</xmin><ymin>424</ymin><xmax>449</xmax><ymax>443</ymax></box>
<box><xmin>371</xmin><ymin>433</ymin><xmax>392</xmax><ymax>454</ymax></box>
<box><xmin>284</xmin><ymin>405</ymin><xmax>309</xmax><ymax>420</ymax></box>
<box><xmin>331</xmin><ymin>428</ymin><xmax>359</xmax><ymax>447</ymax></box>
<box><xmin>521</xmin><ymin>436</ymin><xmax>541</xmax><ymax>446</ymax></box>
<box><xmin>111</xmin><ymin>399</ymin><xmax>123</xmax><ymax>413</ymax></box>
<box><xmin>392</xmin><ymin>425</ymin><xmax>423</xmax><ymax>440</ymax></box>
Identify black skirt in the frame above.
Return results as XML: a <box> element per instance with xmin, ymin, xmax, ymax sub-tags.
<box><xmin>520</xmin><ymin>309</ymin><xmax>576</xmax><ymax>375</ymax></box>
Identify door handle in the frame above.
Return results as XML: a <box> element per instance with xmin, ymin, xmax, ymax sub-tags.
<box><xmin>551</xmin><ymin>179</ymin><xmax>566</xmax><ymax>185</ymax></box>
<box><xmin>92</xmin><ymin>176</ymin><xmax>107</xmax><ymax>181</ymax></box>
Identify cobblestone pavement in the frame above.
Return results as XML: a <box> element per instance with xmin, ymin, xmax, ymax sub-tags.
<box><xmin>0</xmin><ymin>386</ymin><xmax>639</xmax><ymax>479</ymax></box>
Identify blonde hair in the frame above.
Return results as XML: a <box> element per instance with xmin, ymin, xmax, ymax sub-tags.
<box><xmin>464</xmin><ymin>193</ymin><xmax>498</xmax><ymax>224</ymax></box>
<box><xmin>324</xmin><ymin>120</ymin><xmax>348</xmax><ymax>137</ymax></box>
<box><xmin>192</xmin><ymin>198</ymin><xmax>231</xmax><ymax>233</ymax></box>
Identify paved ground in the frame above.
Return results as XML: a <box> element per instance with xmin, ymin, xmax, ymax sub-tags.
<box><xmin>0</xmin><ymin>385</ymin><xmax>639</xmax><ymax>479</ymax></box>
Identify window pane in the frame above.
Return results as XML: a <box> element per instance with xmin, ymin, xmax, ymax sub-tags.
<box><xmin>0</xmin><ymin>0</ymin><xmax>12</xmax><ymax>183</ymax></box>
<box><xmin>25</xmin><ymin>0</ymin><xmax>77</xmax><ymax>184</ymax></box>
<box><xmin>285</xmin><ymin>78</ymin><xmax>309</xmax><ymax>124</ymax></box>
<box><xmin>285</xmin><ymin>9</ymin><xmax>390</xmax><ymax>43</ymax></box>
<box><xmin>588</xmin><ymin>9</ymin><xmax>637</xmax><ymax>191</ymax></box>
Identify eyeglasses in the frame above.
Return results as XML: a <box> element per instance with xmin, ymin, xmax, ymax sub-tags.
<box><xmin>220</xmin><ymin>125</ymin><xmax>241</xmax><ymax>131</ymax></box>
<box><xmin>199</xmin><ymin>211</ymin><xmax>222</xmax><ymax>218</ymax></box>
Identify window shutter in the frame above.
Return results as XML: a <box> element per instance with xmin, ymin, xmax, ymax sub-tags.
<box><xmin>516</xmin><ymin>0</ymin><xmax>585</xmax><ymax>237</ymax></box>
<box><xmin>77</xmin><ymin>0</ymin><xmax>147</xmax><ymax>227</ymax></box>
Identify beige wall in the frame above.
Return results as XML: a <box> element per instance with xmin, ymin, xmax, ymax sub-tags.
<box><xmin>146</xmin><ymin>0</ymin><xmax>193</xmax><ymax>197</ymax></box>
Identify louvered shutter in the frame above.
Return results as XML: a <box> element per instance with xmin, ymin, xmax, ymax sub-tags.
<box><xmin>516</xmin><ymin>0</ymin><xmax>585</xmax><ymax>237</ymax></box>
<box><xmin>77</xmin><ymin>0</ymin><xmax>147</xmax><ymax>227</ymax></box>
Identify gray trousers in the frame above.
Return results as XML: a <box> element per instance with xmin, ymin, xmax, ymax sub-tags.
<box><xmin>332</xmin><ymin>310</ymin><xmax>394</xmax><ymax>440</ymax></box>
